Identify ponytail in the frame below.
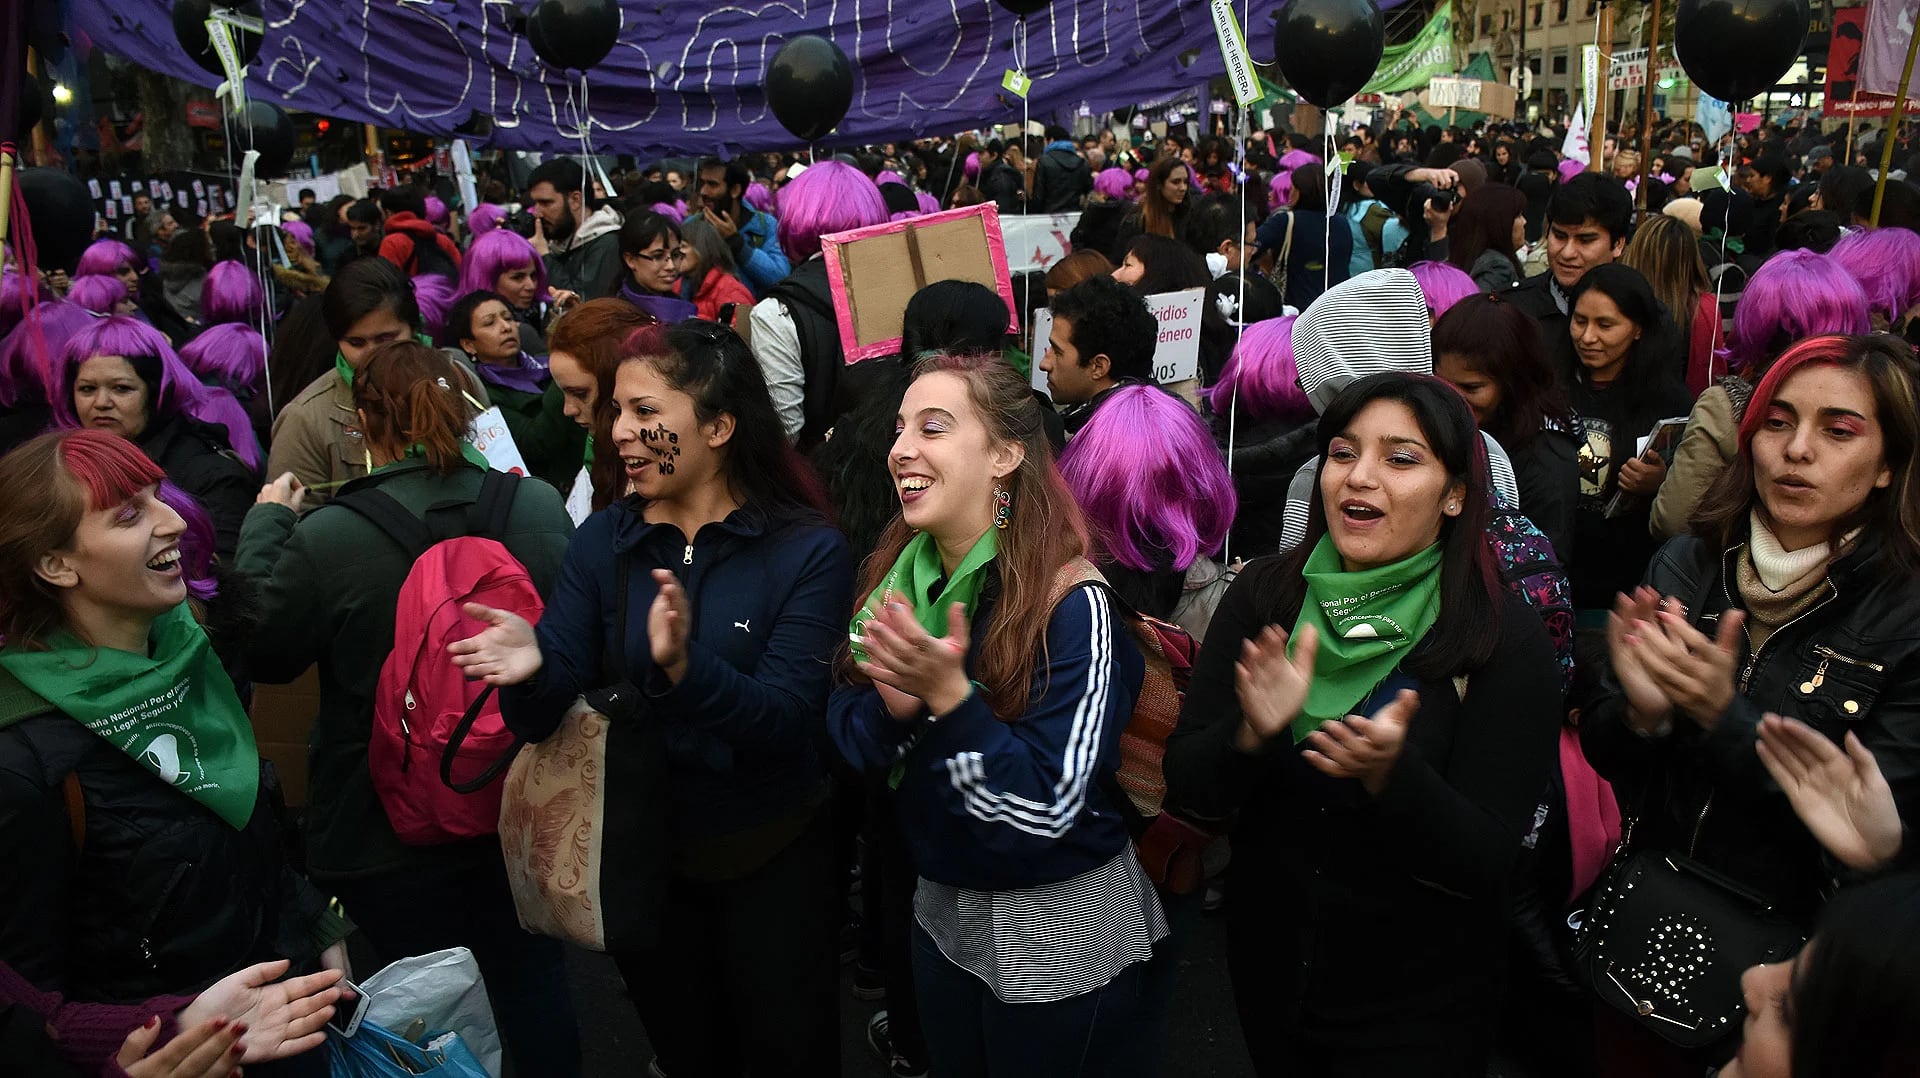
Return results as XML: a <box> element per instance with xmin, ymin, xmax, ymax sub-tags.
<box><xmin>352</xmin><ymin>341</ymin><xmax>478</xmax><ymax>476</ymax></box>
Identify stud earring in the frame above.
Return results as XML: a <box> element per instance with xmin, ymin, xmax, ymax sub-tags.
<box><xmin>993</xmin><ymin>485</ymin><xmax>1013</xmax><ymax>530</ymax></box>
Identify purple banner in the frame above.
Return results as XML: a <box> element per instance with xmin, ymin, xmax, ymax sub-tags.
<box><xmin>68</xmin><ymin>0</ymin><xmax>1371</xmax><ymax>158</ymax></box>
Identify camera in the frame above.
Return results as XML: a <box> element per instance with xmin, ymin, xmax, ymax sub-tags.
<box><xmin>1410</xmin><ymin>183</ymin><xmax>1455</xmax><ymax>214</ymax></box>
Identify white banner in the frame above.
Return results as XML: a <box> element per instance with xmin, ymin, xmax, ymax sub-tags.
<box><xmin>1428</xmin><ymin>76</ymin><xmax>1482</xmax><ymax>109</ymax></box>
<box><xmin>1563</xmin><ymin>99</ymin><xmax>1591</xmax><ymax>165</ymax></box>
<box><xmin>1001</xmin><ymin>212</ymin><xmax>1082</xmax><ymax>273</ymax></box>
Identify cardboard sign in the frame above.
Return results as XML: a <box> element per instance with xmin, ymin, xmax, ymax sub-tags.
<box><xmin>1028</xmin><ymin>288</ymin><xmax>1206</xmax><ymax>394</ymax></box>
<box><xmin>820</xmin><ymin>203</ymin><xmax>1018</xmax><ymax>363</ymax></box>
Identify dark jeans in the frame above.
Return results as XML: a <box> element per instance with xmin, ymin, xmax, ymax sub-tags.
<box><xmin>863</xmin><ymin>782</ymin><xmax>927</xmax><ymax>1063</ymax></box>
<box><xmin>327</xmin><ymin>852</ymin><xmax>581</xmax><ymax>1078</ymax></box>
<box><xmin>612</xmin><ymin>810</ymin><xmax>840</xmax><ymax>1077</ymax></box>
<box><xmin>912</xmin><ymin>923</ymin><xmax>1158</xmax><ymax>1078</ymax></box>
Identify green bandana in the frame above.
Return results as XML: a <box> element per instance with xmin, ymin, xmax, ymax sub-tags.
<box><xmin>334</xmin><ymin>333</ymin><xmax>438</xmax><ymax>388</ymax></box>
<box><xmin>0</xmin><ymin>605</ymin><xmax>258</xmax><ymax>828</ymax></box>
<box><xmin>386</xmin><ymin>442</ymin><xmax>492</xmax><ymax>472</ymax></box>
<box><xmin>1288</xmin><ymin>535</ymin><xmax>1443</xmax><ymax>742</ymax></box>
<box><xmin>851</xmin><ymin>529</ymin><xmax>998</xmax><ymax>663</ymax></box>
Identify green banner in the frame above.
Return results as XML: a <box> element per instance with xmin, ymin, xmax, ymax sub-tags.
<box><xmin>1359</xmin><ymin>2</ymin><xmax>1455</xmax><ymax>96</ymax></box>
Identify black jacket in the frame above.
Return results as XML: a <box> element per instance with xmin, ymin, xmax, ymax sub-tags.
<box><xmin>1506</xmin><ymin>271</ymin><xmax>1576</xmax><ymax>377</ymax></box>
<box><xmin>0</xmin><ymin>672</ymin><xmax>331</xmax><ymax>1005</ymax></box>
<box><xmin>1212</xmin><ymin>415</ymin><xmax>1319</xmax><ymax>560</ymax></box>
<box><xmin>138</xmin><ymin>415</ymin><xmax>260</xmax><ymax>560</ymax></box>
<box><xmin>1507</xmin><ymin>426</ymin><xmax>1580</xmax><ymax>563</ymax></box>
<box><xmin>1031</xmin><ymin>147</ymin><xmax>1092</xmax><ymax>213</ymax></box>
<box><xmin>1070</xmin><ymin>200</ymin><xmax>1127</xmax><ymax>258</ymax></box>
<box><xmin>1581</xmin><ymin>533</ymin><xmax>1920</xmax><ymax>918</ymax></box>
<box><xmin>979</xmin><ymin>161</ymin><xmax>1026</xmax><ymax>216</ymax></box>
<box><xmin>1164</xmin><ymin>567</ymin><xmax>1562</xmax><ymax>1074</ymax></box>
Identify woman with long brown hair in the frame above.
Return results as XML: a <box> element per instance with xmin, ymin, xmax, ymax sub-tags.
<box><xmin>1622</xmin><ymin>213</ymin><xmax>1720</xmax><ymax>394</ymax></box>
<box><xmin>1109</xmin><ymin>154</ymin><xmax>1193</xmax><ymax>262</ymax></box>
<box><xmin>544</xmin><ymin>298</ymin><xmax>657</xmax><ymax>517</ymax></box>
<box><xmin>827</xmin><ymin>352</ymin><xmax>1162</xmax><ymax>1077</ymax></box>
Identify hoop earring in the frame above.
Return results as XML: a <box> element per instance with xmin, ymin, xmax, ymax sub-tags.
<box><xmin>993</xmin><ymin>485</ymin><xmax>1013</xmax><ymax>530</ymax></box>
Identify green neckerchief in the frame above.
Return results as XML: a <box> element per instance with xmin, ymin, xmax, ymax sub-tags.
<box><xmin>334</xmin><ymin>333</ymin><xmax>438</xmax><ymax>388</ymax></box>
<box><xmin>1288</xmin><ymin>536</ymin><xmax>1443</xmax><ymax>742</ymax></box>
<box><xmin>0</xmin><ymin>604</ymin><xmax>258</xmax><ymax>828</ymax></box>
<box><xmin>851</xmin><ymin>529</ymin><xmax>998</xmax><ymax>663</ymax></box>
<box><xmin>1705</xmin><ymin>229</ymin><xmax>1746</xmax><ymax>256</ymax></box>
<box><xmin>582</xmin><ymin>433</ymin><xmax>595</xmax><ymax>468</ymax></box>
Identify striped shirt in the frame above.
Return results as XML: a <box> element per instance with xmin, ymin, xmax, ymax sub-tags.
<box><xmin>915</xmin><ymin>846</ymin><xmax>1169</xmax><ymax>1004</ymax></box>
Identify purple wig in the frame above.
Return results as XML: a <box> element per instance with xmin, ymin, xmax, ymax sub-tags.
<box><xmin>0</xmin><ymin>300</ymin><xmax>92</xmax><ymax>409</ymax></box>
<box><xmin>74</xmin><ymin>238</ymin><xmax>139</xmax><ymax>279</ymax></box>
<box><xmin>1134</xmin><ymin>168</ymin><xmax>1150</xmax><ymax>187</ymax></box>
<box><xmin>775</xmin><ymin>161</ymin><xmax>890</xmax><ymax>262</ymax></box>
<box><xmin>0</xmin><ymin>269</ymin><xmax>41</xmax><ymax>339</ymax></box>
<box><xmin>411</xmin><ymin>274</ymin><xmax>460</xmax><ymax>340</ymax></box>
<box><xmin>964</xmin><ymin>153</ymin><xmax>981</xmax><ymax>183</ymax></box>
<box><xmin>425</xmin><ymin>196</ymin><xmax>449</xmax><ymax>226</ymax></box>
<box><xmin>1557</xmin><ymin>159</ymin><xmax>1587</xmax><ymax>183</ymax></box>
<box><xmin>915</xmin><ymin>191</ymin><xmax>941</xmax><ymax>215</ymax></box>
<box><xmin>1729</xmin><ymin>249</ymin><xmax>1871</xmax><ymax>374</ymax></box>
<box><xmin>51</xmin><ymin>316</ymin><xmax>263</xmax><ymax>468</ymax></box>
<box><xmin>744</xmin><ymin>181</ymin><xmax>774</xmax><ymax>214</ymax></box>
<box><xmin>202</xmin><ymin>261</ymin><xmax>267</xmax><ymax>326</ymax></box>
<box><xmin>877</xmin><ymin>170</ymin><xmax>906</xmax><ymax>187</ymax></box>
<box><xmin>281</xmin><ymin>220</ymin><xmax>315</xmax><ymax>255</ymax></box>
<box><xmin>457</xmin><ymin>228</ymin><xmax>550</xmax><ymax>302</ymax></box>
<box><xmin>156</xmin><ymin>481</ymin><xmax>220</xmax><ymax>603</ymax></box>
<box><xmin>1094</xmin><ymin>168</ymin><xmax>1133</xmax><ymax>201</ymax></box>
<box><xmin>1407</xmin><ymin>260</ymin><xmax>1478</xmax><ymax>320</ymax></box>
<box><xmin>1205</xmin><ymin>315</ymin><xmax>1314</xmax><ymax>424</ymax></box>
<box><xmin>1059</xmin><ymin>385</ymin><xmax>1236</xmax><ymax>572</ymax></box>
<box><xmin>1831</xmin><ymin>226</ymin><xmax>1920</xmax><ymax>324</ymax></box>
<box><xmin>1270</xmin><ymin>150</ymin><xmax>1322</xmax><ymax>206</ymax></box>
<box><xmin>179</xmin><ymin>322</ymin><xmax>268</xmax><ymax>397</ymax></box>
<box><xmin>66</xmin><ymin>274</ymin><xmax>129</xmax><ymax>315</ymax></box>
<box><xmin>467</xmin><ymin>204</ymin><xmax>507</xmax><ymax>237</ymax></box>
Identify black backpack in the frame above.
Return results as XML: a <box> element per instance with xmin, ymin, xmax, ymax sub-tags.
<box><xmin>401</xmin><ymin>231</ymin><xmax>459</xmax><ymax>280</ymax></box>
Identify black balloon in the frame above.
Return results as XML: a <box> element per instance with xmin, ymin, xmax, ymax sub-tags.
<box><xmin>236</xmin><ymin>100</ymin><xmax>295</xmax><ymax>178</ymax></box>
<box><xmin>18</xmin><ymin>168</ymin><xmax>95</xmax><ymax>274</ymax></box>
<box><xmin>1273</xmin><ymin>0</ymin><xmax>1384</xmax><ymax>109</ymax></box>
<box><xmin>1674</xmin><ymin>0</ymin><xmax>1809</xmax><ymax>103</ymax></box>
<box><xmin>173</xmin><ymin>0</ymin><xmax>264</xmax><ymax>80</ymax></box>
<box><xmin>766</xmin><ymin>35</ymin><xmax>854</xmax><ymax>143</ymax></box>
<box><xmin>994</xmin><ymin>0</ymin><xmax>1052</xmax><ymax>15</ymax></box>
<box><xmin>526</xmin><ymin>0</ymin><xmax>620</xmax><ymax>71</ymax></box>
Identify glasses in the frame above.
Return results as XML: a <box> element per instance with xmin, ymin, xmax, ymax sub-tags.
<box><xmin>634</xmin><ymin>247</ymin><xmax>684</xmax><ymax>264</ymax></box>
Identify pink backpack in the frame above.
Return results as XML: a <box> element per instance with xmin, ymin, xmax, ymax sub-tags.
<box><xmin>336</xmin><ymin>471</ymin><xmax>542</xmax><ymax>845</ymax></box>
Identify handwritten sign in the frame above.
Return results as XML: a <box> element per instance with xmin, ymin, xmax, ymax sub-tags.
<box><xmin>1029</xmin><ymin>287</ymin><xmax>1206</xmax><ymax>394</ymax></box>
<box><xmin>1428</xmin><ymin>76</ymin><xmax>1481</xmax><ymax>110</ymax></box>
<box><xmin>468</xmin><ymin>406</ymin><xmax>528</xmax><ymax>477</ymax></box>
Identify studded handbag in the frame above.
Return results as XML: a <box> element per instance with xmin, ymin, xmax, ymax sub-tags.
<box><xmin>1573</xmin><ymin>810</ymin><xmax>1806</xmax><ymax>1049</ymax></box>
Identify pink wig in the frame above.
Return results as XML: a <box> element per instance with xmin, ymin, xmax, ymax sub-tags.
<box><xmin>915</xmin><ymin>191</ymin><xmax>941</xmax><ymax>215</ymax></box>
<box><xmin>877</xmin><ymin>170</ymin><xmax>906</xmax><ymax>187</ymax></box>
<box><xmin>774</xmin><ymin>161</ymin><xmax>889</xmax><ymax>262</ymax></box>
<box><xmin>202</xmin><ymin>261</ymin><xmax>267</xmax><ymax>326</ymax></box>
<box><xmin>0</xmin><ymin>300</ymin><xmax>93</xmax><ymax>409</ymax></box>
<box><xmin>744</xmin><ymin>181</ymin><xmax>774</xmax><ymax>214</ymax></box>
<box><xmin>1557</xmin><ymin>159</ymin><xmax>1587</xmax><ymax>183</ymax></box>
<box><xmin>1270</xmin><ymin>150</ymin><xmax>1322</xmax><ymax>206</ymax></box>
<box><xmin>52</xmin><ymin>315</ymin><xmax>262</xmax><ymax>469</ymax></box>
<box><xmin>411</xmin><ymin>273</ymin><xmax>460</xmax><ymax>340</ymax></box>
<box><xmin>66</xmin><ymin>274</ymin><xmax>129</xmax><ymax>315</ymax></box>
<box><xmin>1094</xmin><ymin>168</ymin><xmax>1133</xmax><ymax>201</ymax></box>
<box><xmin>1059</xmin><ymin>385</ymin><xmax>1236</xmax><ymax>573</ymax></box>
<box><xmin>1</xmin><ymin>269</ymin><xmax>41</xmax><ymax>339</ymax></box>
<box><xmin>1407</xmin><ymin>260</ymin><xmax>1478</xmax><ymax>320</ymax></box>
<box><xmin>74</xmin><ymin>238</ymin><xmax>139</xmax><ymax>279</ymax></box>
<box><xmin>281</xmin><ymin>220</ymin><xmax>315</xmax><ymax>255</ymax></box>
<box><xmin>179</xmin><ymin>322</ymin><xmax>268</xmax><ymax>398</ymax></box>
<box><xmin>1133</xmin><ymin>167</ymin><xmax>1150</xmax><ymax>186</ymax></box>
<box><xmin>467</xmin><ymin>204</ymin><xmax>507</xmax><ymax>237</ymax></box>
<box><xmin>1205</xmin><ymin>315</ymin><xmax>1313</xmax><ymax>424</ymax></box>
<box><xmin>1729</xmin><ymin>249</ymin><xmax>1871</xmax><ymax>374</ymax></box>
<box><xmin>964</xmin><ymin>153</ymin><xmax>981</xmax><ymax>183</ymax></box>
<box><xmin>425</xmin><ymin>196</ymin><xmax>449</xmax><ymax>226</ymax></box>
<box><xmin>457</xmin><ymin>228</ymin><xmax>550</xmax><ymax>303</ymax></box>
<box><xmin>1831</xmin><ymin>226</ymin><xmax>1920</xmax><ymax>325</ymax></box>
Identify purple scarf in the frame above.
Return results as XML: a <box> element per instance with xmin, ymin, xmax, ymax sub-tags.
<box><xmin>618</xmin><ymin>281</ymin><xmax>698</xmax><ymax>324</ymax></box>
<box><xmin>474</xmin><ymin>351</ymin><xmax>550</xmax><ymax>396</ymax></box>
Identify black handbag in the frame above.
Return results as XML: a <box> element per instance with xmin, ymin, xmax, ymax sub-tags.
<box><xmin>1573</xmin><ymin>804</ymin><xmax>1806</xmax><ymax>1049</ymax></box>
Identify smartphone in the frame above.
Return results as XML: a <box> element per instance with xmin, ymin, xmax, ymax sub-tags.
<box><xmin>328</xmin><ymin>977</ymin><xmax>370</xmax><ymax>1038</ymax></box>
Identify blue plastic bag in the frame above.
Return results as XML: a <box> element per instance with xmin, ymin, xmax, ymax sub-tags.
<box><xmin>327</xmin><ymin>1019</ymin><xmax>489</xmax><ymax>1078</ymax></box>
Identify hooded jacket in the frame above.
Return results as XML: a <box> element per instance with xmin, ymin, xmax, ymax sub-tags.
<box><xmin>545</xmin><ymin>204</ymin><xmax>625</xmax><ymax>300</ymax></box>
<box><xmin>375</xmin><ymin>212</ymin><xmax>463</xmax><ymax>277</ymax></box>
<box><xmin>1032</xmin><ymin>142</ymin><xmax>1093</xmax><ymax>213</ymax></box>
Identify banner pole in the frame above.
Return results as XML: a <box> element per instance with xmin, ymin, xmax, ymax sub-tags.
<box><xmin>1590</xmin><ymin>2</ymin><xmax>1615</xmax><ymax>173</ymax></box>
<box><xmin>1635</xmin><ymin>0</ymin><xmax>1664</xmax><ymax>211</ymax></box>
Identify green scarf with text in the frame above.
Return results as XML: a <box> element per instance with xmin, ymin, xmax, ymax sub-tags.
<box><xmin>851</xmin><ymin>529</ymin><xmax>998</xmax><ymax>662</ymax></box>
<box><xmin>1288</xmin><ymin>535</ymin><xmax>1442</xmax><ymax>742</ymax></box>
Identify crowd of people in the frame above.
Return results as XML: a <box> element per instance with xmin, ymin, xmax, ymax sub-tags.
<box><xmin>2</xmin><ymin>109</ymin><xmax>1919</xmax><ymax>1078</ymax></box>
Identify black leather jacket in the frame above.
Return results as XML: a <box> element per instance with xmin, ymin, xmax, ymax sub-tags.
<box><xmin>1581</xmin><ymin>532</ymin><xmax>1920</xmax><ymax>917</ymax></box>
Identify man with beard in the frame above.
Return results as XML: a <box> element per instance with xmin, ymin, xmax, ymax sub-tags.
<box><xmin>527</xmin><ymin>159</ymin><xmax>625</xmax><ymax>299</ymax></box>
<box><xmin>695</xmin><ymin>156</ymin><xmax>789</xmax><ymax>296</ymax></box>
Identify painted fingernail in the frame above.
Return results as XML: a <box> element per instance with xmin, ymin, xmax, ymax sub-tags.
<box><xmin>145</xmin><ymin>1015</ymin><xmax>160</xmax><ymax>1030</ymax></box>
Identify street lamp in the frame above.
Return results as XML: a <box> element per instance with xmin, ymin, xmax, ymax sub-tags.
<box><xmin>50</xmin><ymin>83</ymin><xmax>72</xmax><ymax>105</ymax></box>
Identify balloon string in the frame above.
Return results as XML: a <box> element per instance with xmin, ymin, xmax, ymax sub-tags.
<box><xmin>1015</xmin><ymin>16</ymin><xmax>1029</xmax><ymax>162</ymax></box>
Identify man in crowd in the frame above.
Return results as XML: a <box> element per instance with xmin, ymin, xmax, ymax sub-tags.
<box><xmin>977</xmin><ymin>139</ymin><xmax>1026</xmax><ymax>215</ymax></box>
<box><xmin>1505</xmin><ymin>172</ymin><xmax>1634</xmax><ymax>372</ymax></box>
<box><xmin>1040</xmin><ymin>275</ymin><xmax>1158</xmax><ymax>437</ymax></box>
<box><xmin>346</xmin><ymin>199</ymin><xmax>384</xmax><ymax>260</ymax></box>
<box><xmin>527</xmin><ymin>159</ymin><xmax>624</xmax><ymax>299</ymax></box>
<box><xmin>1031</xmin><ymin>124</ymin><xmax>1093</xmax><ymax>213</ymax></box>
<box><xmin>1744</xmin><ymin>155</ymin><xmax>1793</xmax><ymax>258</ymax></box>
<box><xmin>695</xmin><ymin>156</ymin><xmax>790</xmax><ymax>296</ymax></box>
<box><xmin>376</xmin><ymin>186</ymin><xmax>463</xmax><ymax>277</ymax></box>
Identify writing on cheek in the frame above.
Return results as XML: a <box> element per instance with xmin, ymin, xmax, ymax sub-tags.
<box><xmin>637</xmin><ymin>424</ymin><xmax>683</xmax><ymax>475</ymax></box>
